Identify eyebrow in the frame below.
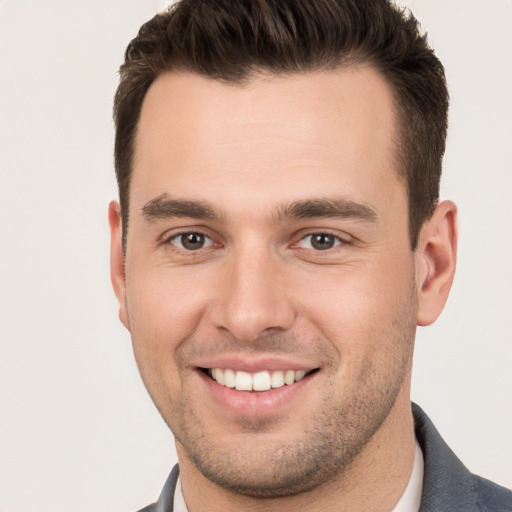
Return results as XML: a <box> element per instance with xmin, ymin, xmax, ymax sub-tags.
<box><xmin>273</xmin><ymin>198</ymin><xmax>378</xmax><ymax>223</ymax></box>
<box><xmin>141</xmin><ymin>194</ymin><xmax>377</xmax><ymax>224</ymax></box>
<box><xmin>141</xmin><ymin>193</ymin><xmax>220</xmax><ymax>222</ymax></box>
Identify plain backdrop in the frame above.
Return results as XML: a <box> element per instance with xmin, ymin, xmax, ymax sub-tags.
<box><xmin>0</xmin><ymin>1</ymin><xmax>510</xmax><ymax>511</ymax></box>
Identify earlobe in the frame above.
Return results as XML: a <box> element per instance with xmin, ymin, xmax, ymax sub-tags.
<box><xmin>415</xmin><ymin>200</ymin><xmax>458</xmax><ymax>326</ymax></box>
<box><xmin>108</xmin><ymin>201</ymin><xmax>130</xmax><ymax>330</ymax></box>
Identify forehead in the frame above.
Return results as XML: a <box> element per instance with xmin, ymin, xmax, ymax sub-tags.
<box><xmin>131</xmin><ymin>67</ymin><xmax>402</xmax><ymax>217</ymax></box>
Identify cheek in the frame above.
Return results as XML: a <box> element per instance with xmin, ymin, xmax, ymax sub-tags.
<box><xmin>294</xmin><ymin>256</ymin><xmax>416</xmax><ymax>359</ymax></box>
<box><xmin>124</xmin><ymin>267</ymin><xmax>212</xmax><ymax>395</ymax></box>
<box><xmin>127</xmin><ymin>267</ymin><xmax>208</xmax><ymax>338</ymax></box>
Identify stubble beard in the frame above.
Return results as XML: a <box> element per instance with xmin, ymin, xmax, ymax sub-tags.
<box><xmin>163</xmin><ymin>295</ymin><xmax>417</xmax><ymax>499</ymax></box>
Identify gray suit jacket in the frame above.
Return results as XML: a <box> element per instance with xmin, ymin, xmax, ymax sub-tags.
<box><xmin>138</xmin><ymin>403</ymin><xmax>512</xmax><ymax>511</ymax></box>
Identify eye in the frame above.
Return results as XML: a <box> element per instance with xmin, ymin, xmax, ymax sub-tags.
<box><xmin>169</xmin><ymin>232</ymin><xmax>214</xmax><ymax>251</ymax></box>
<box><xmin>298</xmin><ymin>233</ymin><xmax>343</xmax><ymax>251</ymax></box>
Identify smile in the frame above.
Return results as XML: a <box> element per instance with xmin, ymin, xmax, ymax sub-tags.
<box><xmin>206</xmin><ymin>368</ymin><xmax>316</xmax><ymax>391</ymax></box>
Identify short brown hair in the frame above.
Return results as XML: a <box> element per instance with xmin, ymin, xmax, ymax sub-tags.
<box><xmin>114</xmin><ymin>0</ymin><xmax>449</xmax><ymax>249</ymax></box>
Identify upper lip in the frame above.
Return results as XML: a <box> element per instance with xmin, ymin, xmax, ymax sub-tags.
<box><xmin>193</xmin><ymin>354</ymin><xmax>320</xmax><ymax>373</ymax></box>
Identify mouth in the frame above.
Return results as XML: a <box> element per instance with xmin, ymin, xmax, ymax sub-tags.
<box><xmin>200</xmin><ymin>367</ymin><xmax>319</xmax><ymax>392</ymax></box>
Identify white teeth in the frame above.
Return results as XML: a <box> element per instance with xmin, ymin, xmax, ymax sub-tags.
<box><xmin>253</xmin><ymin>371</ymin><xmax>271</xmax><ymax>391</ymax></box>
<box><xmin>271</xmin><ymin>371</ymin><xmax>285</xmax><ymax>388</ymax></box>
<box><xmin>224</xmin><ymin>368</ymin><xmax>236</xmax><ymax>388</ymax></box>
<box><xmin>209</xmin><ymin>368</ymin><xmax>310</xmax><ymax>391</ymax></box>
<box><xmin>295</xmin><ymin>370</ymin><xmax>306</xmax><ymax>381</ymax></box>
<box><xmin>235</xmin><ymin>371</ymin><xmax>253</xmax><ymax>391</ymax></box>
<box><xmin>284</xmin><ymin>370</ymin><xmax>295</xmax><ymax>385</ymax></box>
<box><xmin>213</xmin><ymin>368</ymin><xmax>225</xmax><ymax>386</ymax></box>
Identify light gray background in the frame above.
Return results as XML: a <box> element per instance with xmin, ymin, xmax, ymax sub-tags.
<box><xmin>0</xmin><ymin>1</ymin><xmax>510</xmax><ymax>511</ymax></box>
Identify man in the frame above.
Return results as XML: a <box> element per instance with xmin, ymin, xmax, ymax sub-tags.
<box><xmin>108</xmin><ymin>0</ymin><xmax>512</xmax><ymax>510</ymax></box>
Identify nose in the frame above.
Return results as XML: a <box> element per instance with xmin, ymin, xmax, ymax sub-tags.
<box><xmin>209</xmin><ymin>246</ymin><xmax>296</xmax><ymax>342</ymax></box>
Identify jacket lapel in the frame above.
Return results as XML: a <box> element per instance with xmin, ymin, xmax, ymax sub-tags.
<box><xmin>413</xmin><ymin>403</ymin><xmax>479</xmax><ymax>511</ymax></box>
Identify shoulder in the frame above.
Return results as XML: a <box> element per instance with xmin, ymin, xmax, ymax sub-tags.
<box><xmin>135</xmin><ymin>506</ymin><xmax>157</xmax><ymax>512</ymax></box>
<box><xmin>412</xmin><ymin>403</ymin><xmax>512</xmax><ymax>511</ymax></box>
<box><xmin>472</xmin><ymin>474</ymin><xmax>512</xmax><ymax>512</ymax></box>
<box><xmin>133</xmin><ymin>464</ymin><xmax>179</xmax><ymax>512</ymax></box>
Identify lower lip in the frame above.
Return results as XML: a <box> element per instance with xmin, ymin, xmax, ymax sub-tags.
<box><xmin>197</xmin><ymin>370</ymin><xmax>317</xmax><ymax>417</ymax></box>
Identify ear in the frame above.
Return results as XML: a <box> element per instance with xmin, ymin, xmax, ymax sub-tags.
<box><xmin>108</xmin><ymin>200</ymin><xmax>130</xmax><ymax>330</ymax></box>
<box><xmin>415</xmin><ymin>200</ymin><xmax>458</xmax><ymax>326</ymax></box>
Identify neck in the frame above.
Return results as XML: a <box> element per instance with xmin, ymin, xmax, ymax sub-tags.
<box><xmin>178</xmin><ymin>390</ymin><xmax>416</xmax><ymax>512</ymax></box>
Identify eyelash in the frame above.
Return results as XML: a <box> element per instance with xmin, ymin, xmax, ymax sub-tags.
<box><xmin>164</xmin><ymin>230</ymin><xmax>217</xmax><ymax>251</ymax></box>
<box><xmin>162</xmin><ymin>229</ymin><xmax>349</xmax><ymax>253</ymax></box>
<box><xmin>295</xmin><ymin>232</ymin><xmax>346</xmax><ymax>251</ymax></box>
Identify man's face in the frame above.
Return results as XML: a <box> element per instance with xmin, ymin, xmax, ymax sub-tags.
<box><xmin>117</xmin><ymin>67</ymin><xmax>420</xmax><ymax>496</ymax></box>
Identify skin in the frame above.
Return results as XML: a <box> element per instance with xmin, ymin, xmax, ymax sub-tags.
<box><xmin>110</xmin><ymin>67</ymin><xmax>457</xmax><ymax>511</ymax></box>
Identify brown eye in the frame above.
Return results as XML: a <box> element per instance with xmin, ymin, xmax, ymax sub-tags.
<box><xmin>299</xmin><ymin>233</ymin><xmax>341</xmax><ymax>251</ymax></box>
<box><xmin>170</xmin><ymin>232</ymin><xmax>213</xmax><ymax>251</ymax></box>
